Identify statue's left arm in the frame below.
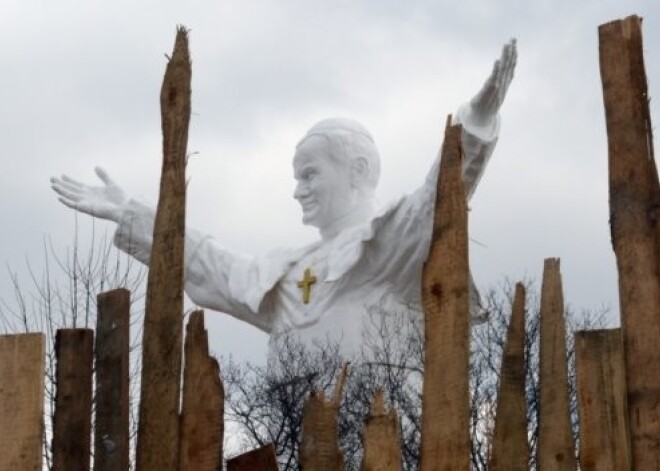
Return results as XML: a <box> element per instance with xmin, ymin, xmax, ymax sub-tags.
<box><xmin>370</xmin><ymin>40</ymin><xmax>516</xmax><ymax>320</ymax></box>
<box><xmin>453</xmin><ymin>39</ymin><xmax>517</xmax><ymax>200</ymax></box>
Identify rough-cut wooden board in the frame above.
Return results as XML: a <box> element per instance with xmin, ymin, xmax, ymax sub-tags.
<box><xmin>95</xmin><ymin>288</ymin><xmax>130</xmax><ymax>471</ymax></box>
<box><xmin>361</xmin><ymin>390</ymin><xmax>401</xmax><ymax>471</ymax></box>
<box><xmin>599</xmin><ymin>15</ymin><xmax>660</xmax><ymax>469</ymax></box>
<box><xmin>489</xmin><ymin>283</ymin><xmax>529</xmax><ymax>471</ymax></box>
<box><xmin>227</xmin><ymin>444</ymin><xmax>279</xmax><ymax>471</ymax></box>
<box><xmin>300</xmin><ymin>366</ymin><xmax>347</xmax><ymax>470</ymax></box>
<box><xmin>179</xmin><ymin>311</ymin><xmax>224</xmax><ymax>471</ymax></box>
<box><xmin>420</xmin><ymin>117</ymin><xmax>470</xmax><ymax>471</ymax></box>
<box><xmin>0</xmin><ymin>333</ymin><xmax>45</xmax><ymax>471</ymax></box>
<box><xmin>537</xmin><ymin>258</ymin><xmax>576</xmax><ymax>470</ymax></box>
<box><xmin>52</xmin><ymin>329</ymin><xmax>94</xmax><ymax>471</ymax></box>
<box><xmin>136</xmin><ymin>26</ymin><xmax>191</xmax><ymax>470</ymax></box>
<box><xmin>300</xmin><ymin>392</ymin><xmax>344</xmax><ymax>470</ymax></box>
<box><xmin>575</xmin><ymin>329</ymin><xmax>631</xmax><ymax>471</ymax></box>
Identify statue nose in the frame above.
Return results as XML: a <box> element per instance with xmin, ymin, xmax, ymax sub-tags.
<box><xmin>293</xmin><ymin>181</ymin><xmax>308</xmax><ymax>200</ymax></box>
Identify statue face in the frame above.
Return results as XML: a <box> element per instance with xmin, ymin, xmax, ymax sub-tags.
<box><xmin>293</xmin><ymin>136</ymin><xmax>353</xmax><ymax>229</ymax></box>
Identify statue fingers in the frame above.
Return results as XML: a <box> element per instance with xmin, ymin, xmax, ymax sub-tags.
<box><xmin>95</xmin><ymin>166</ymin><xmax>115</xmax><ymax>187</ymax></box>
<box><xmin>60</xmin><ymin>174</ymin><xmax>84</xmax><ymax>189</ymax></box>
<box><xmin>57</xmin><ymin>196</ymin><xmax>75</xmax><ymax>210</ymax></box>
<box><xmin>471</xmin><ymin>59</ymin><xmax>498</xmax><ymax>109</ymax></box>
<box><xmin>51</xmin><ymin>181</ymin><xmax>82</xmax><ymax>201</ymax></box>
<box><xmin>51</xmin><ymin>177</ymin><xmax>83</xmax><ymax>196</ymax></box>
<box><xmin>501</xmin><ymin>40</ymin><xmax>516</xmax><ymax>81</ymax></box>
<box><xmin>507</xmin><ymin>38</ymin><xmax>518</xmax><ymax>66</ymax></box>
<box><xmin>58</xmin><ymin>197</ymin><xmax>93</xmax><ymax>216</ymax></box>
<box><xmin>490</xmin><ymin>42</ymin><xmax>517</xmax><ymax>110</ymax></box>
<box><xmin>483</xmin><ymin>60</ymin><xmax>502</xmax><ymax>111</ymax></box>
<box><xmin>494</xmin><ymin>42</ymin><xmax>512</xmax><ymax>77</ymax></box>
<box><xmin>498</xmin><ymin>40</ymin><xmax>511</xmax><ymax>70</ymax></box>
<box><xmin>495</xmin><ymin>58</ymin><xmax>508</xmax><ymax>103</ymax></box>
<box><xmin>484</xmin><ymin>59</ymin><xmax>499</xmax><ymax>94</ymax></box>
<box><xmin>504</xmin><ymin>40</ymin><xmax>517</xmax><ymax>88</ymax></box>
<box><xmin>494</xmin><ymin>56</ymin><xmax>515</xmax><ymax>109</ymax></box>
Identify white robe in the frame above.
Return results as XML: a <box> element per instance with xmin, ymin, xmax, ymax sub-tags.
<box><xmin>114</xmin><ymin>106</ymin><xmax>499</xmax><ymax>359</ymax></box>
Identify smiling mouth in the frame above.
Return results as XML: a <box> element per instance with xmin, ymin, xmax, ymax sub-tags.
<box><xmin>299</xmin><ymin>200</ymin><xmax>317</xmax><ymax>211</ymax></box>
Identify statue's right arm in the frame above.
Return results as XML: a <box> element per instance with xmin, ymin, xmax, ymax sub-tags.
<box><xmin>114</xmin><ymin>200</ymin><xmax>272</xmax><ymax>332</ymax></box>
<box><xmin>51</xmin><ymin>168</ymin><xmax>272</xmax><ymax>333</ymax></box>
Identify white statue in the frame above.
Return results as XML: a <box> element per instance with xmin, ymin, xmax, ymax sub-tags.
<box><xmin>51</xmin><ymin>40</ymin><xmax>517</xmax><ymax>360</ymax></box>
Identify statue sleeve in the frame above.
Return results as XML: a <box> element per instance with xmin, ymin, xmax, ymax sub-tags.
<box><xmin>113</xmin><ymin>199</ymin><xmax>273</xmax><ymax>333</ymax></box>
<box><xmin>374</xmin><ymin>109</ymin><xmax>499</xmax><ymax>321</ymax></box>
<box><xmin>453</xmin><ymin>104</ymin><xmax>500</xmax><ymax>201</ymax></box>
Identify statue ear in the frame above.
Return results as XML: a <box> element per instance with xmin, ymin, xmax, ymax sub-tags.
<box><xmin>350</xmin><ymin>157</ymin><xmax>369</xmax><ymax>189</ymax></box>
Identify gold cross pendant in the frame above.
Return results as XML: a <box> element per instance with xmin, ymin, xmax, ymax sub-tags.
<box><xmin>297</xmin><ymin>267</ymin><xmax>317</xmax><ymax>304</ymax></box>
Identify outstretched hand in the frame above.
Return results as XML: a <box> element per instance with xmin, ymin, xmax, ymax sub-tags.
<box><xmin>468</xmin><ymin>39</ymin><xmax>517</xmax><ymax>128</ymax></box>
<box><xmin>50</xmin><ymin>167</ymin><xmax>127</xmax><ymax>222</ymax></box>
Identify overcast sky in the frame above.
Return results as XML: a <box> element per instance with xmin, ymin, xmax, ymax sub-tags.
<box><xmin>2</xmin><ymin>1</ymin><xmax>658</xmax><ymax>364</ymax></box>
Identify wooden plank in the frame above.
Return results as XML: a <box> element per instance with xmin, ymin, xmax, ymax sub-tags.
<box><xmin>361</xmin><ymin>389</ymin><xmax>401</xmax><ymax>471</ymax></box>
<box><xmin>179</xmin><ymin>311</ymin><xmax>224</xmax><ymax>471</ymax></box>
<box><xmin>226</xmin><ymin>444</ymin><xmax>279</xmax><ymax>471</ymax></box>
<box><xmin>537</xmin><ymin>258</ymin><xmax>576</xmax><ymax>470</ymax></box>
<box><xmin>95</xmin><ymin>288</ymin><xmax>130</xmax><ymax>471</ymax></box>
<box><xmin>300</xmin><ymin>392</ymin><xmax>344</xmax><ymax>470</ymax></box>
<box><xmin>489</xmin><ymin>283</ymin><xmax>529</xmax><ymax>471</ymax></box>
<box><xmin>575</xmin><ymin>329</ymin><xmax>631</xmax><ymax>471</ymax></box>
<box><xmin>599</xmin><ymin>15</ymin><xmax>660</xmax><ymax>469</ymax></box>
<box><xmin>420</xmin><ymin>117</ymin><xmax>470</xmax><ymax>470</ymax></box>
<box><xmin>52</xmin><ymin>329</ymin><xmax>94</xmax><ymax>471</ymax></box>
<box><xmin>300</xmin><ymin>366</ymin><xmax>347</xmax><ymax>470</ymax></box>
<box><xmin>136</xmin><ymin>26</ymin><xmax>191</xmax><ymax>470</ymax></box>
<box><xmin>0</xmin><ymin>333</ymin><xmax>45</xmax><ymax>471</ymax></box>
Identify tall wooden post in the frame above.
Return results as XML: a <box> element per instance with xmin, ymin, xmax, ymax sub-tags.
<box><xmin>180</xmin><ymin>311</ymin><xmax>224</xmax><ymax>471</ymax></box>
<box><xmin>420</xmin><ymin>117</ymin><xmax>470</xmax><ymax>470</ymax></box>
<box><xmin>489</xmin><ymin>283</ymin><xmax>529</xmax><ymax>471</ymax></box>
<box><xmin>0</xmin><ymin>333</ymin><xmax>45</xmax><ymax>471</ymax></box>
<box><xmin>52</xmin><ymin>329</ymin><xmax>94</xmax><ymax>471</ymax></box>
<box><xmin>95</xmin><ymin>288</ymin><xmax>130</xmax><ymax>471</ymax></box>
<box><xmin>537</xmin><ymin>258</ymin><xmax>576</xmax><ymax>470</ymax></box>
<box><xmin>361</xmin><ymin>390</ymin><xmax>401</xmax><ymax>471</ymax></box>
<box><xmin>575</xmin><ymin>329</ymin><xmax>631</xmax><ymax>470</ymax></box>
<box><xmin>136</xmin><ymin>26</ymin><xmax>191</xmax><ymax>470</ymax></box>
<box><xmin>599</xmin><ymin>15</ymin><xmax>660</xmax><ymax>469</ymax></box>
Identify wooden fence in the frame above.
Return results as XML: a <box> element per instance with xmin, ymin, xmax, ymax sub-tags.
<box><xmin>0</xmin><ymin>14</ymin><xmax>657</xmax><ymax>470</ymax></box>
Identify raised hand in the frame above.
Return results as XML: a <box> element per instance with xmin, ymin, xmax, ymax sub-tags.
<box><xmin>468</xmin><ymin>39</ymin><xmax>517</xmax><ymax>128</ymax></box>
<box><xmin>50</xmin><ymin>167</ymin><xmax>127</xmax><ymax>222</ymax></box>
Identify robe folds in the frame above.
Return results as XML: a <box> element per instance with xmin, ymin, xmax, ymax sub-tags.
<box><xmin>114</xmin><ymin>106</ymin><xmax>499</xmax><ymax>359</ymax></box>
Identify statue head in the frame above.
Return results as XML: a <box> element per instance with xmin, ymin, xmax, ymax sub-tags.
<box><xmin>293</xmin><ymin>118</ymin><xmax>381</xmax><ymax>236</ymax></box>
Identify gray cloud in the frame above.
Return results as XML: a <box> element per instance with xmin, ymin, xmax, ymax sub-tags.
<box><xmin>1</xmin><ymin>0</ymin><xmax>658</xmax><ymax>364</ymax></box>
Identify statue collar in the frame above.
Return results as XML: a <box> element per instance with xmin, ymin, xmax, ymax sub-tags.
<box><xmin>241</xmin><ymin>197</ymin><xmax>404</xmax><ymax>313</ymax></box>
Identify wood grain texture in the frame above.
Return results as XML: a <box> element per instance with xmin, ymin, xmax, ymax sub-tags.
<box><xmin>0</xmin><ymin>333</ymin><xmax>45</xmax><ymax>471</ymax></box>
<box><xmin>361</xmin><ymin>390</ymin><xmax>401</xmax><ymax>471</ymax></box>
<box><xmin>136</xmin><ymin>26</ymin><xmax>191</xmax><ymax>470</ymax></box>
<box><xmin>95</xmin><ymin>289</ymin><xmax>130</xmax><ymax>471</ymax></box>
<box><xmin>300</xmin><ymin>367</ymin><xmax>347</xmax><ymax>470</ymax></box>
<box><xmin>53</xmin><ymin>329</ymin><xmax>94</xmax><ymax>471</ymax></box>
<box><xmin>599</xmin><ymin>15</ymin><xmax>660</xmax><ymax>469</ymax></box>
<box><xmin>227</xmin><ymin>444</ymin><xmax>279</xmax><ymax>471</ymax></box>
<box><xmin>489</xmin><ymin>283</ymin><xmax>529</xmax><ymax>471</ymax></box>
<box><xmin>575</xmin><ymin>329</ymin><xmax>631</xmax><ymax>471</ymax></box>
<box><xmin>420</xmin><ymin>117</ymin><xmax>470</xmax><ymax>471</ymax></box>
<box><xmin>537</xmin><ymin>259</ymin><xmax>576</xmax><ymax>470</ymax></box>
<box><xmin>180</xmin><ymin>311</ymin><xmax>224</xmax><ymax>471</ymax></box>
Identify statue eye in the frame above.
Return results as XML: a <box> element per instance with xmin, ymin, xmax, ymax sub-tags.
<box><xmin>303</xmin><ymin>170</ymin><xmax>317</xmax><ymax>181</ymax></box>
